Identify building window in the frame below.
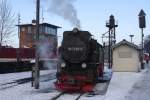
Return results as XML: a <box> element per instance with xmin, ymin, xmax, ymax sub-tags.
<box><xmin>33</xmin><ymin>27</ymin><xmax>36</xmax><ymax>34</ymax></box>
<box><xmin>28</xmin><ymin>26</ymin><xmax>32</xmax><ymax>33</ymax></box>
<box><xmin>118</xmin><ymin>51</ymin><xmax>132</xmax><ymax>58</ymax></box>
<box><xmin>45</xmin><ymin>26</ymin><xmax>49</xmax><ymax>34</ymax></box>
<box><xmin>21</xmin><ymin>27</ymin><xmax>25</xmax><ymax>32</ymax></box>
<box><xmin>50</xmin><ymin>28</ymin><xmax>56</xmax><ymax>35</ymax></box>
<box><xmin>44</xmin><ymin>26</ymin><xmax>56</xmax><ymax>35</ymax></box>
<box><xmin>40</xmin><ymin>26</ymin><xmax>44</xmax><ymax>33</ymax></box>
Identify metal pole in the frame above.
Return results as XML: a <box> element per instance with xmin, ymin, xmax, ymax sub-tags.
<box><xmin>130</xmin><ymin>36</ymin><xmax>132</xmax><ymax>43</ymax></box>
<box><xmin>113</xmin><ymin>27</ymin><xmax>116</xmax><ymax>44</ymax></box>
<box><xmin>108</xmin><ymin>29</ymin><xmax>111</xmax><ymax>69</ymax></box>
<box><xmin>17</xmin><ymin>14</ymin><xmax>21</xmax><ymax>63</ymax></box>
<box><xmin>35</xmin><ymin>0</ymin><xmax>40</xmax><ymax>89</ymax></box>
<box><xmin>110</xmin><ymin>29</ymin><xmax>113</xmax><ymax>68</ymax></box>
<box><xmin>141</xmin><ymin>28</ymin><xmax>144</xmax><ymax>69</ymax></box>
<box><xmin>18</xmin><ymin>14</ymin><xmax>21</xmax><ymax>48</ymax></box>
<box><xmin>129</xmin><ymin>35</ymin><xmax>134</xmax><ymax>43</ymax></box>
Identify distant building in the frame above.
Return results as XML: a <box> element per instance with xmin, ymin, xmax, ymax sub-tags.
<box><xmin>112</xmin><ymin>39</ymin><xmax>141</xmax><ymax>72</ymax></box>
<box><xmin>17</xmin><ymin>22</ymin><xmax>60</xmax><ymax>58</ymax></box>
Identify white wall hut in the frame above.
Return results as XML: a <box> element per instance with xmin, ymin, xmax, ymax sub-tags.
<box><xmin>112</xmin><ymin>39</ymin><xmax>141</xmax><ymax>72</ymax></box>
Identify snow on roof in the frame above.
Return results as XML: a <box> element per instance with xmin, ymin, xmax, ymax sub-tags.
<box><xmin>16</xmin><ymin>23</ymin><xmax>61</xmax><ymax>28</ymax></box>
<box><xmin>112</xmin><ymin>39</ymin><xmax>140</xmax><ymax>50</ymax></box>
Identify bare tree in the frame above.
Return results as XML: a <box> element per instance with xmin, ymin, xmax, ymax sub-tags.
<box><xmin>0</xmin><ymin>0</ymin><xmax>15</xmax><ymax>46</ymax></box>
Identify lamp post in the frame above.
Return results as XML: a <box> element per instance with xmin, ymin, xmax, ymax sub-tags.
<box><xmin>138</xmin><ymin>9</ymin><xmax>146</xmax><ymax>69</ymax></box>
<box><xmin>34</xmin><ymin>0</ymin><xmax>40</xmax><ymax>89</ymax></box>
<box><xmin>129</xmin><ymin>34</ymin><xmax>134</xmax><ymax>43</ymax></box>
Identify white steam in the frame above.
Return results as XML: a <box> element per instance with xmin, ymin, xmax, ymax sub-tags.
<box><xmin>38</xmin><ymin>38</ymin><xmax>57</xmax><ymax>69</ymax></box>
<box><xmin>48</xmin><ymin>0</ymin><xmax>81</xmax><ymax>28</ymax></box>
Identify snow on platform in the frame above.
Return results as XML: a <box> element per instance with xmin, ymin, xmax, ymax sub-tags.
<box><xmin>105</xmin><ymin>63</ymin><xmax>149</xmax><ymax>100</ymax></box>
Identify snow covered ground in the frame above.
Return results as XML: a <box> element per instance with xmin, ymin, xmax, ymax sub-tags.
<box><xmin>125</xmin><ymin>63</ymin><xmax>150</xmax><ymax>100</ymax></box>
<box><xmin>0</xmin><ymin>63</ymin><xmax>149</xmax><ymax>100</ymax></box>
<box><xmin>0</xmin><ymin>70</ymin><xmax>57</xmax><ymax>100</ymax></box>
<box><xmin>0</xmin><ymin>70</ymin><xmax>56</xmax><ymax>84</ymax></box>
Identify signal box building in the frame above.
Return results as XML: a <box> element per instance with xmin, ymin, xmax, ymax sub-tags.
<box><xmin>17</xmin><ymin>22</ymin><xmax>60</xmax><ymax>58</ymax></box>
<box><xmin>112</xmin><ymin>39</ymin><xmax>141</xmax><ymax>72</ymax></box>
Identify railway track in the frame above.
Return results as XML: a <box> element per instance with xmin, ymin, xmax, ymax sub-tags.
<box><xmin>75</xmin><ymin>93</ymin><xmax>84</xmax><ymax>100</ymax></box>
<box><xmin>50</xmin><ymin>92</ymin><xmax>66</xmax><ymax>100</ymax></box>
<box><xmin>49</xmin><ymin>81</ymin><xmax>110</xmax><ymax>100</ymax></box>
<box><xmin>50</xmin><ymin>92</ymin><xmax>84</xmax><ymax>100</ymax></box>
<box><xmin>0</xmin><ymin>73</ymin><xmax>56</xmax><ymax>90</ymax></box>
<box><xmin>0</xmin><ymin>77</ymin><xmax>32</xmax><ymax>90</ymax></box>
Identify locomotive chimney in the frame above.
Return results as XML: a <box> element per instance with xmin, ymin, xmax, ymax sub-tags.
<box><xmin>73</xmin><ymin>27</ymin><xmax>79</xmax><ymax>33</ymax></box>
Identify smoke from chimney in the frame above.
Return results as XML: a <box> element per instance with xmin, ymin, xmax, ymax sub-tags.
<box><xmin>48</xmin><ymin>0</ymin><xmax>81</xmax><ymax>28</ymax></box>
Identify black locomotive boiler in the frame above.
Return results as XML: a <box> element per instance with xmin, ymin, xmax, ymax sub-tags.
<box><xmin>55</xmin><ymin>28</ymin><xmax>104</xmax><ymax>92</ymax></box>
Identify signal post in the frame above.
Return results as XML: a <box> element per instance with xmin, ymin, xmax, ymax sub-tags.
<box><xmin>138</xmin><ymin>9</ymin><xmax>146</xmax><ymax>69</ymax></box>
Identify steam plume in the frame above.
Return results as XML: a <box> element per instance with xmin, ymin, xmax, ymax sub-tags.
<box><xmin>38</xmin><ymin>38</ymin><xmax>57</xmax><ymax>69</ymax></box>
<box><xmin>49</xmin><ymin>0</ymin><xmax>81</xmax><ymax>28</ymax></box>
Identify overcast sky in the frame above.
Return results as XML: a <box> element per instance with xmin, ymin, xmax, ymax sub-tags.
<box><xmin>9</xmin><ymin>0</ymin><xmax>150</xmax><ymax>47</ymax></box>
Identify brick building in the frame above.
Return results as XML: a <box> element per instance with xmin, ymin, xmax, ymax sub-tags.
<box><xmin>17</xmin><ymin>22</ymin><xmax>60</xmax><ymax>58</ymax></box>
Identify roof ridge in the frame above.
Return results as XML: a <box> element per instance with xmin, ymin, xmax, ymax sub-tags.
<box><xmin>112</xmin><ymin>39</ymin><xmax>140</xmax><ymax>50</ymax></box>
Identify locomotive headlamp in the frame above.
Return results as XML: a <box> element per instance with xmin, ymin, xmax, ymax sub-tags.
<box><xmin>61</xmin><ymin>63</ymin><xmax>66</xmax><ymax>68</ymax></box>
<box><xmin>73</xmin><ymin>28</ymin><xmax>78</xmax><ymax>33</ymax></box>
<box><xmin>82</xmin><ymin>63</ymin><xmax>86</xmax><ymax>68</ymax></box>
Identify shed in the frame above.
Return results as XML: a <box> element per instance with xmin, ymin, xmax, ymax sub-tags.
<box><xmin>112</xmin><ymin>39</ymin><xmax>141</xmax><ymax>72</ymax></box>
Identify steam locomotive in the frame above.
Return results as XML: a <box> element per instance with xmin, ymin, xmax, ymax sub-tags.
<box><xmin>55</xmin><ymin>28</ymin><xmax>104</xmax><ymax>92</ymax></box>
